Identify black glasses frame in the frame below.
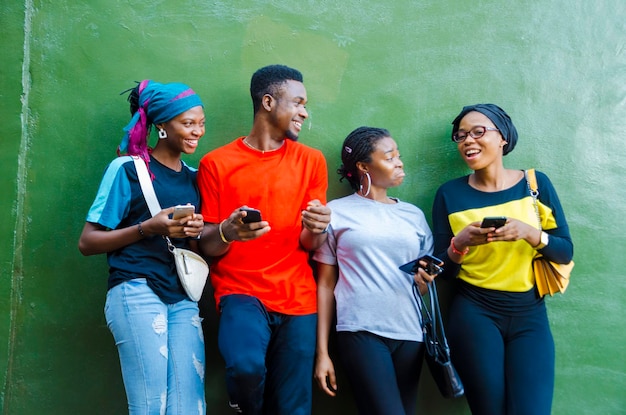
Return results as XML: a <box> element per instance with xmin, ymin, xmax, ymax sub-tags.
<box><xmin>452</xmin><ymin>126</ymin><xmax>499</xmax><ymax>143</ymax></box>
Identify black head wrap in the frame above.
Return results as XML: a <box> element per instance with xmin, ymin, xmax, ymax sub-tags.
<box><xmin>451</xmin><ymin>103</ymin><xmax>518</xmax><ymax>155</ymax></box>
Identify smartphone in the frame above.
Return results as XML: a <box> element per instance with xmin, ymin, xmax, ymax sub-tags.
<box><xmin>172</xmin><ymin>204</ymin><xmax>195</xmax><ymax>220</ymax></box>
<box><xmin>399</xmin><ymin>254</ymin><xmax>444</xmax><ymax>275</ymax></box>
<box><xmin>240</xmin><ymin>208</ymin><xmax>262</xmax><ymax>224</ymax></box>
<box><xmin>481</xmin><ymin>216</ymin><xmax>507</xmax><ymax>229</ymax></box>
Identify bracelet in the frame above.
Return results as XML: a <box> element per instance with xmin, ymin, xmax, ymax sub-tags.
<box><xmin>218</xmin><ymin>220</ymin><xmax>232</xmax><ymax>244</ymax></box>
<box><xmin>137</xmin><ymin>222</ymin><xmax>145</xmax><ymax>238</ymax></box>
<box><xmin>451</xmin><ymin>237</ymin><xmax>469</xmax><ymax>256</ymax></box>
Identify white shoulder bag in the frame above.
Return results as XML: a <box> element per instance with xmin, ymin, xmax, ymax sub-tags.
<box><xmin>133</xmin><ymin>156</ymin><xmax>209</xmax><ymax>301</ymax></box>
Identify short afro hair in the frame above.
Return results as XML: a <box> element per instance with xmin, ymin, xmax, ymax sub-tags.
<box><xmin>250</xmin><ymin>64</ymin><xmax>304</xmax><ymax>114</ymax></box>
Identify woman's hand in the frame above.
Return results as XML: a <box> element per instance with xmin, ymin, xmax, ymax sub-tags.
<box><xmin>455</xmin><ymin>221</ymin><xmax>496</xmax><ymax>248</ymax></box>
<box><xmin>486</xmin><ymin>218</ymin><xmax>541</xmax><ymax>246</ymax></box>
<box><xmin>179</xmin><ymin>212</ymin><xmax>204</xmax><ymax>239</ymax></box>
<box><xmin>314</xmin><ymin>353</ymin><xmax>338</xmax><ymax>397</ymax></box>
<box><xmin>413</xmin><ymin>258</ymin><xmax>442</xmax><ymax>294</ymax></box>
<box><xmin>140</xmin><ymin>207</ymin><xmax>203</xmax><ymax>239</ymax></box>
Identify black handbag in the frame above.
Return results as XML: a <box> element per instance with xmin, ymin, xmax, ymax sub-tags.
<box><xmin>413</xmin><ymin>281</ymin><xmax>464</xmax><ymax>398</ymax></box>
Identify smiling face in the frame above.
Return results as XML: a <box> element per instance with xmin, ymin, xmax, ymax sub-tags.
<box><xmin>160</xmin><ymin>106</ymin><xmax>205</xmax><ymax>154</ymax></box>
<box><xmin>456</xmin><ymin>111</ymin><xmax>506</xmax><ymax>170</ymax></box>
<box><xmin>359</xmin><ymin>136</ymin><xmax>405</xmax><ymax>190</ymax></box>
<box><xmin>269</xmin><ymin>79</ymin><xmax>308</xmax><ymax>141</ymax></box>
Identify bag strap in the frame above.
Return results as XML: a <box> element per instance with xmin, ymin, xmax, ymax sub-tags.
<box><xmin>524</xmin><ymin>169</ymin><xmax>542</xmax><ymax>229</ymax></box>
<box><xmin>413</xmin><ymin>281</ymin><xmax>451</xmax><ymax>355</ymax></box>
<box><xmin>132</xmin><ymin>156</ymin><xmax>177</xmax><ymax>251</ymax></box>
<box><xmin>132</xmin><ymin>156</ymin><xmax>161</xmax><ymax>217</ymax></box>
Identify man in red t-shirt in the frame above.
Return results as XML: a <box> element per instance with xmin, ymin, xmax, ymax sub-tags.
<box><xmin>198</xmin><ymin>64</ymin><xmax>331</xmax><ymax>415</ymax></box>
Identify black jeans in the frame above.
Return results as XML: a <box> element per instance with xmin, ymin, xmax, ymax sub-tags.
<box><xmin>337</xmin><ymin>331</ymin><xmax>425</xmax><ymax>415</ymax></box>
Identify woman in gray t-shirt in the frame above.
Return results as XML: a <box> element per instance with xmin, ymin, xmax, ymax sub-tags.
<box><xmin>313</xmin><ymin>126</ymin><xmax>438</xmax><ymax>415</ymax></box>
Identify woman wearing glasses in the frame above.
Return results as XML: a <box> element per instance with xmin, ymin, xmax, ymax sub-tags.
<box><xmin>431</xmin><ymin>104</ymin><xmax>573</xmax><ymax>415</ymax></box>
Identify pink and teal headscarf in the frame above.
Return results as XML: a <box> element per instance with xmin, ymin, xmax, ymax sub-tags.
<box><xmin>118</xmin><ymin>79</ymin><xmax>203</xmax><ymax>163</ymax></box>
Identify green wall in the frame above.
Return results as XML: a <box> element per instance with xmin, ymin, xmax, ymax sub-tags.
<box><xmin>2</xmin><ymin>0</ymin><xmax>624</xmax><ymax>413</ymax></box>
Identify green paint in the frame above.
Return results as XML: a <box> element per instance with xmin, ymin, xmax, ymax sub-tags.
<box><xmin>2</xmin><ymin>0</ymin><xmax>624</xmax><ymax>413</ymax></box>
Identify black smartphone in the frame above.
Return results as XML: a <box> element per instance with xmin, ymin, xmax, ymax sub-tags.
<box><xmin>240</xmin><ymin>208</ymin><xmax>262</xmax><ymax>224</ymax></box>
<box><xmin>399</xmin><ymin>254</ymin><xmax>444</xmax><ymax>275</ymax></box>
<box><xmin>481</xmin><ymin>216</ymin><xmax>507</xmax><ymax>229</ymax></box>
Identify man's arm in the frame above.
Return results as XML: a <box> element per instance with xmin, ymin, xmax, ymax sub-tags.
<box><xmin>300</xmin><ymin>199</ymin><xmax>331</xmax><ymax>251</ymax></box>
<box><xmin>199</xmin><ymin>208</ymin><xmax>272</xmax><ymax>257</ymax></box>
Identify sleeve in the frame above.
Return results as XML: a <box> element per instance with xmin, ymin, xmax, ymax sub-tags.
<box><xmin>305</xmin><ymin>150</ymin><xmax>328</xmax><ymax>206</ymax></box>
<box><xmin>431</xmin><ymin>185</ymin><xmax>462</xmax><ymax>280</ymax></box>
<box><xmin>415</xmin><ymin>207</ymin><xmax>435</xmax><ymax>257</ymax></box>
<box><xmin>536</xmin><ymin>171</ymin><xmax>574</xmax><ymax>264</ymax></box>
<box><xmin>197</xmin><ymin>155</ymin><xmax>220</xmax><ymax>223</ymax></box>
<box><xmin>85</xmin><ymin>159</ymin><xmax>132</xmax><ymax>230</ymax></box>
<box><xmin>312</xmin><ymin>226</ymin><xmax>338</xmax><ymax>265</ymax></box>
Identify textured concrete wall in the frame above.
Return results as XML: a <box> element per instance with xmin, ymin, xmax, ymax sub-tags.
<box><xmin>2</xmin><ymin>0</ymin><xmax>624</xmax><ymax>413</ymax></box>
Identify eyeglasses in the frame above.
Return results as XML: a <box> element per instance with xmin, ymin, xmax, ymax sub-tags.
<box><xmin>452</xmin><ymin>126</ymin><xmax>499</xmax><ymax>143</ymax></box>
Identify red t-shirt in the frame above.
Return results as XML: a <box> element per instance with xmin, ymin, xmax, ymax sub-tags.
<box><xmin>197</xmin><ymin>137</ymin><xmax>328</xmax><ymax>315</ymax></box>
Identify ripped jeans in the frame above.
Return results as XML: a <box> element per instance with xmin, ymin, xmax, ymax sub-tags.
<box><xmin>105</xmin><ymin>278</ymin><xmax>206</xmax><ymax>415</ymax></box>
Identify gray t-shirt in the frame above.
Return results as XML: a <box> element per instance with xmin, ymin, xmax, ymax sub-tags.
<box><xmin>314</xmin><ymin>193</ymin><xmax>433</xmax><ymax>341</ymax></box>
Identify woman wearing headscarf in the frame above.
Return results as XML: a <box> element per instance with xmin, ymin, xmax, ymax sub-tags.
<box><xmin>431</xmin><ymin>104</ymin><xmax>573</xmax><ymax>415</ymax></box>
<box><xmin>79</xmin><ymin>80</ymin><xmax>207</xmax><ymax>414</ymax></box>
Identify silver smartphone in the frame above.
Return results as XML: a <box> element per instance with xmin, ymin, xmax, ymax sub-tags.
<box><xmin>173</xmin><ymin>205</ymin><xmax>195</xmax><ymax>219</ymax></box>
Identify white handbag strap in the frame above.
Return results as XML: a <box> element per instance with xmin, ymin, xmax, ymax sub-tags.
<box><xmin>133</xmin><ymin>156</ymin><xmax>178</xmax><ymax>249</ymax></box>
<box><xmin>132</xmin><ymin>156</ymin><xmax>162</xmax><ymax>217</ymax></box>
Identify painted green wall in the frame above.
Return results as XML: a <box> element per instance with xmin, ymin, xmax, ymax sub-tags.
<box><xmin>2</xmin><ymin>0</ymin><xmax>624</xmax><ymax>413</ymax></box>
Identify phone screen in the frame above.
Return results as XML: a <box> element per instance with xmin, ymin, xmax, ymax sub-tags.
<box><xmin>399</xmin><ymin>255</ymin><xmax>444</xmax><ymax>275</ymax></box>
<box><xmin>481</xmin><ymin>216</ymin><xmax>507</xmax><ymax>228</ymax></box>
<box><xmin>241</xmin><ymin>208</ymin><xmax>262</xmax><ymax>224</ymax></box>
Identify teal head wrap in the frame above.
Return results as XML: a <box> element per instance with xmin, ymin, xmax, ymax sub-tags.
<box><xmin>119</xmin><ymin>80</ymin><xmax>204</xmax><ymax>162</ymax></box>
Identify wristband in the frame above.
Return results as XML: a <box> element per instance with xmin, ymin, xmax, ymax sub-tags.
<box><xmin>534</xmin><ymin>231</ymin><xmax>549</xmax><ymax>250</ymax></box>
<box><xmin>137</xmin><ymin>222</ymin><xmax>145</xmax><ymax>238</ymax></box>
<box><xmin>218</xmin><ymin>220</ymin><xmax>232</xmax><ymax>244</ymax></box>
<box><xmin>451</xmin><ymin>237</ymin><xmax>469</xmax><ymax>256</ymax></box>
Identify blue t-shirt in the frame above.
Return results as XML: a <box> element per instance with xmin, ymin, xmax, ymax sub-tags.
<box><xmin>86</xmin><ymin>155</ymin><xmax>200</xmax><ymax>304</ymax></box>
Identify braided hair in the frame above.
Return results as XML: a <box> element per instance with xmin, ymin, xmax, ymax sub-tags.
<box><xmin>338</xmin><ymin>126</ymin><xmax>390</xmax><ymax>191</ymax></box>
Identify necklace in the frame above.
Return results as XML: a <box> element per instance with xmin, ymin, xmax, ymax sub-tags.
<box><xmin>242</xmin><ymin>137</ymin><xmax>284</xmax><ymax>154</ymax></box>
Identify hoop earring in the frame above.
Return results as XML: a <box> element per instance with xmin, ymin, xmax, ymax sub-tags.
<box><xmin>359</xmin><ymin>172</ymin><xmax>371</xmax><ymax>197</ymax></box>
<box><xmin>158</xmin><ymin>128</ymin><xmax>167</xmax><ymax>139</ymax></box>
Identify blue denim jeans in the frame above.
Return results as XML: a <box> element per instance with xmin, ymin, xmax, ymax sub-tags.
<box><xmin>105</xmin><ymin>278</ymin><xmax>206</xmax><ymax>415</ymax></box>
<box><xmin>217</xmin><ymin>294</ymin><xmax>316</xmax><ymax>415</ymax></box>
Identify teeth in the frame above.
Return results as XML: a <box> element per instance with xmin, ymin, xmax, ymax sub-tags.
<box><xmin>466</xmin><ymin>149</ymin><xmax>479</xmax><ymax>156</ymax></box>
<box><xmin>294</xmin><ymin>122</ymin><xmax>302</xmax><ymax>128</ymax></box>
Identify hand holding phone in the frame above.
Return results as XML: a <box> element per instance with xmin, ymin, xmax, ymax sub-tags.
<box><xmin>173</xmin><ymin>204</ymin><xmax>195</xmax><ymax>220</ymax></box>
<box><xmin>481</xmin><ymin>216</ymin><xmax>507</xmax><ymax>229</ymax></box>
<box><xmin>240</xmin><ymin>208</ymin><xmax>262</xmax><ymax>224</ymax></box>
<box><xmin>399</xmin><ymin>254</ymin><xmax>444</xmax><ymax>276</ymax></box>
